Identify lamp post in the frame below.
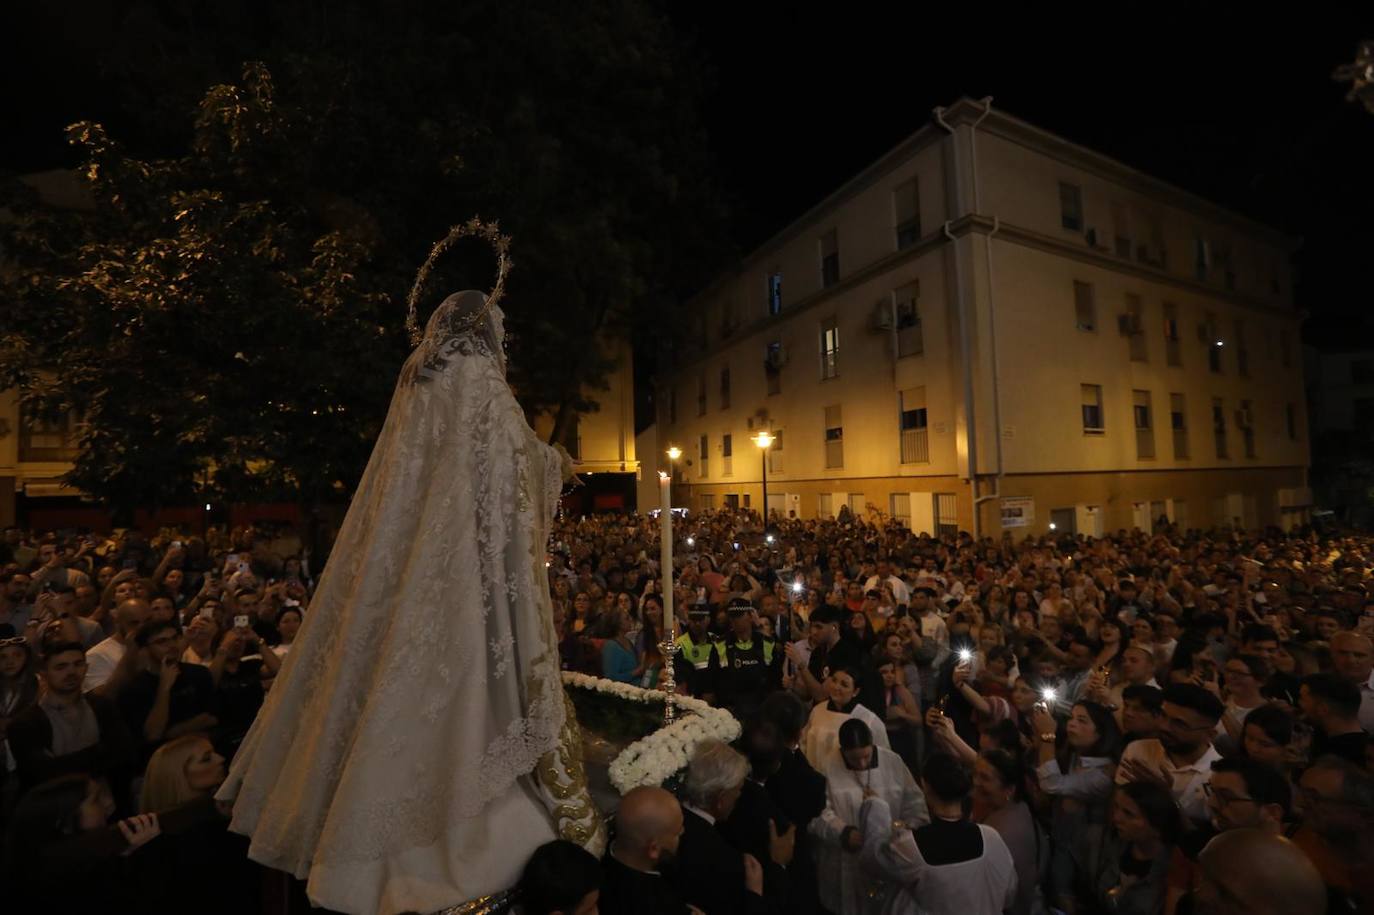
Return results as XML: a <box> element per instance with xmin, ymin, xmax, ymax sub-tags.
<box><xmin>751</xmin><ymin>430</ymin><xmax>773</xmax><ymax>525</ymax></box>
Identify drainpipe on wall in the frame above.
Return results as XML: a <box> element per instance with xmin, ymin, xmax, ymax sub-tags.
<box><xmin>934</xmin><ymin>105</ymin><xmax>978</xmax><ymax>538</ymax></box>
<box><xmin>967</xmin><ymin>97</ymin><xmax>1005</xmax><ymax>535</ymax></box>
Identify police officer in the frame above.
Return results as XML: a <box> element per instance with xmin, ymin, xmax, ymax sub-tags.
<box><xmin>675</xmin><ymin>605</ymin><xmax>717</xmax><ymax>698</ymax></box>
<box><xmin>708</xmin><ymin>597</ymin><xmax>781</xmax><ymax>716</ymax></box>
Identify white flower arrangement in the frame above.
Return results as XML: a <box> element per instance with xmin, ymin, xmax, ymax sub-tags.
<box><xmin>562</xmin><ymin>671</ymin><xmax>741</xmax><ymax>794</ymax></box>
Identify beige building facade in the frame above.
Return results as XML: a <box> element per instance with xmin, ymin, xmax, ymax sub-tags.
<box><xmin>657</xmin><ymin>98</ymin><xmax>1310</xmax><ymax>537</ymax></box>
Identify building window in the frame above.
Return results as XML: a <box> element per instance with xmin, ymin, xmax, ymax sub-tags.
<box><xmin>1081</xmin><ymin>384</ymin><xmax>1105</xmax><ymax>434</ymax></box>
<box><xmin>1205</xmin><ymin>314</ymin><xmax>1223</xmax><ymax>373</ymax></box>
<box><xmin>767</xmin><ymin>271</ymin><xmax>783</xmax><ymax>316</ymax></box>
<box><xmin>765</xmin><ymin>341</ymin><xmax>783</xmax><ymax>395</ymax></box>
<box><xmin>1059</xmin><ymin>182</ymin><xmax>1083</xmax><ymax>231</ymax></box>
<box><xmin>1194</xmin><ymin>234</ymin><xmax>1210</xmax><ymax>281</ymax></box>
<box><xmin>820</xmin><ymin>229</ymin><xmax>840</xmax><ymax>288</ymax></box>
<box><xmin>722</xmin><ymin>433</ymin><xmax>733</xmax><ymax>476</ymax></box>
<box><xmin>1123</xmin><ymin>293</ymin><xmax>1147</xmax><ymax>362</ymax></box>
<box><xmin>824</xmin><ymin>404</ymin><xmax>844</xmax><ymax>469</ymax></box>
<box><xmin>698</xmin><ymin>433</ymin><xmax>709</xmax><ymax>478</ymax></box>
<box><xmin>1111</xmin><ymin>202</ymin><xmax>1131</xmax><ymax>258</ymax></box>
<box><xmin>889</xmin><ymin>492</ymin><xmax>911</xmax><ymax>528</ymax></box>
<box><xmin>18</xmin><ymin>407</ymin><xmax>80</xmax><ymax>463</ymax></box>
<box><xmin>935</xmin><ymin>493</ymin><xmax>959</xmax><ymax>537</ymax></box>
<box><xmin>724</xmin><ymin>494</ymin><xmax>740</xmax><ymax>510</ymax></box>
<box><xmin>1286</xmin><ymin>403</ymin><xmax>1298</xmax><ymax>441</ymax></box>
<box><xmin>1171</xmin><ymin>393</ymin><xmax>1189</xmax><ymax>459</ymax></box>
<box><xmin>1239</xmin><ymin>400</ymin><xmax>1256</xmax><ymax>458</ymax></box>
<box><xmin>818</xmin><ymin>493</ymin><xmax>834</xmax><ymax>519</ymax></box>
<box><xmin>894</xmin><ymin>178</ymin><xmax>920</xmax><ymax>249</ymax></box>
<box><xmin>820</xmin><ymin>317</ymin><xmax>840</xmax><ymax>380</ymax></box>
<box><xmin>768</xmin><ymin>429</ymin><xmax>784</xmax><ymax>474</ymax></box>
<box><xmin>1133</xmin><ymin>390</ymin><xmax>1155</xmax><ymax>459</ymax></box>
<box><xmin>1163</xmin><ymin>302</ymin><xmax>1182</xmax><ymax>367</ymax></box>
<box><xmin>899</xmin><ymin>387</ymin><xmax>929</xmax><ymax>464</ymax></box>
<box><xmin>895</xmin><ymin>281</ymin><xmax>923</xmax><ymax>357</ymax></box>
<box><xmin>1212</xmin><ymin>397</ymin><xmax>1228</xmax><ymax>459</ymax></box>
<box><xmin>1137</xmin><ymin>212</ymin><xmax>1166</xmax><ymax>267</ymax></box>
<box><xmin>1235</xmin><ymin>319</ymin><xmax>1249</xmax><ymax>377</ymax></box>
<box><xmin>1074</xmin><ymin>281</ymin><xmax>1096</xmax><ymax>332</ymax></box>
<box><xmin>1279</xmin><ymin>329</ymin><xmax>1292</xmax><ymax>368</ymax></box>
<box><xmin>697</xmin><ymin>375</ymin><xmax>707</xmax><ymax>416</ymax></box>
<box><xmin>1214</xmin><ymin>239</ymin><xmax>1235</xmax><ymax>290</ymax></box>
<box><xmin>721</xmin><ymin>299</ymin><xmax>737</xmax><ymax>338</ymax></box>
<box><xmin>719</xmin><ymin>366</ymin><xmax>731</xmax><ymax>410</ymax></box>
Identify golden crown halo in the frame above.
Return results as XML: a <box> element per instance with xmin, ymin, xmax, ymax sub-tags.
<box><xmin>405</xmin><ymin>217</ymin><xmax>513</xmax><ymax>347</ymax></box>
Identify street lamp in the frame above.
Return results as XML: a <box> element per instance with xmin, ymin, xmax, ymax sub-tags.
<box><xmin>666</xmin><ymin>445</ymin><xmax>683</xmax><ymax>462</ymax></box>
<box><xmin>752</xmin><ymin>430</ymin><xmax>774</xmax><ymax>523</ymax></box>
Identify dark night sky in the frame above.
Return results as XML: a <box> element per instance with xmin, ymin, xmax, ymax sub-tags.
<box><xmin>6</xmin><ymin>8</ymin><xmax>1372</xmax><ymax>344</ymax></box>
<box><xmin>670</xmin><ymin>12</ymin><xmax>1374</xmax><ymax>344</ymax></box>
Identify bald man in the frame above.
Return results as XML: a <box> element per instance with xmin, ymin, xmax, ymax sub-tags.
<box><xmin>1195</xmin><ymin>829</ymin><xmax>1326</xmax><ymax>915</ymax></box>
<box><xmin>1329</xmin><ymin>631</ymin><xmax>1374</xmax><ymax>733</ymax></box>
<box><xmin>599</xmin><ymin>787</ymin><xmax>697</xmax><ymax>915</ymax></box>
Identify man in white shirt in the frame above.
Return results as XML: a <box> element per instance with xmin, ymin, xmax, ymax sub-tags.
<box><xmin>1117</xmin><ymin>683</ymin><xmax>1224</xmax><ymax>825</ymax></box>
<box><xmin>1329</xmin><ymin>631</ymin><xmax>1374</xmax><ymax>734</ymax></box>
<box><xmin>83</xmin><ymin>598</ymin><xmax>149</xmax><ymax>692</ymax></box>
<box><xmin>863</xmin><ymin>559</ymin><xmax>909</xmax><ymax>607</ymax></box>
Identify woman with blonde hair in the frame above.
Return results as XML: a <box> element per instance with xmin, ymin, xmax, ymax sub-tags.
<box><xmin>140</xmin><ymin>735</ymin><xmax>226</xmax><ymax>812</ymax></box>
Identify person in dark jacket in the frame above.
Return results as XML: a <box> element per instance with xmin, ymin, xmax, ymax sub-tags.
<box><xmin>669</xmin><ymin>739</ymin><xmax>767</xmax><ymax>915</ymax></box>
<box><xmin>599</xmin><ymin>786</ymin><xmax>692</xmax><ymax>915</ymax></box>
<box><xmin>7</xmin><ymin>641</ymin><xmax>136</xmax><ymax>802</ymax></box>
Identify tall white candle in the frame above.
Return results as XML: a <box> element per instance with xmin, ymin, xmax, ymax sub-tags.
<box><xmin>659</xmin><ymin>471</ymin><xmax>674</xmax><ymax>640</ymax></box>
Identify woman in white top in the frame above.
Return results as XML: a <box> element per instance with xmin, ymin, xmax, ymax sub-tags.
<box><xmin>802</xmin><ymin>666</ymin><xmax>889</xmax><ymax>769</ymax></box>
<box><xmin>812</xmin><ymin>719</ymin><xmax>928</xmax><ymax>915</ymax></box>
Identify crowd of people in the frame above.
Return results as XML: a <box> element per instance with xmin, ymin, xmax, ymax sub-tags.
<box><xmin>535</xmin><ymin>509</ymin><xmax>1374</xmax><ymax>915</ymax></box>
<box><xmin>1</xmin><ymin>512</ymin><xmax>1373</xmax><ymax>914</ymax></box>
<box><xmin>0</xmin><ymin>525</ymin><xmax>313</xmax><ymax>911</ymax></box>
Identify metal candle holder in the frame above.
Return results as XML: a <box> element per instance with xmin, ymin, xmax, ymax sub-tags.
<box><xmin>658</xmin><ymin>637</ymin><xmax>681</xmax><ymax>725</ymax></box>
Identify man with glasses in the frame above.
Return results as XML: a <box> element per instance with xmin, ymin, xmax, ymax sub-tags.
<box><xmin>1166</xmin><ymin>758</ymin><xmax>1296</xmax><ymax>913</ymax></box>
<box><xmin>1117</xmin><ymin>683</ymin><xmax>1224</xmax><ymax>825</ymax></box>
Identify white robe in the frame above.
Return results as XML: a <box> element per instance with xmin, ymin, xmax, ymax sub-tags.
<box><xmin>859</xmin><ymin>798</ymin><xmax>1018</xmax><ymax>915</ymax></box>
<box><xmin>810</xmin><ymin>745</ymin><xmax>928</xmax><ymax>915</ymax></box>
<box><xmin>802</xmin><ymin>702</ymin><xmax>890</xmax><ymax>771</ymax></box>
<box><xmin>216</xmin><ymin>299</ymin><xmax>601</xmax><ymax>915</ymax></box>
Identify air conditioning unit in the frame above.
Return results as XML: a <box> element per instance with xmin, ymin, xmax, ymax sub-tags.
<box><xmin>765</xmin><ymin>346</ymin><xmax>788</xmax><ymax>370</ymax></box>
<box><xmin>1117</xmin><ymin>313</ymin><xmax>1143</xmax><ymax>336</ymax></box>
<box><xmin>870</xmin><ymin>302</ymin><xmax>894</xmax><ymax>332</ymax></box>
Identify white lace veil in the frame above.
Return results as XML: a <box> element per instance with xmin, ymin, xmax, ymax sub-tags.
<box><xmin>417</xmin><ymin>290</ymin><xmax>507</xmax><ymax>376</ymax></box>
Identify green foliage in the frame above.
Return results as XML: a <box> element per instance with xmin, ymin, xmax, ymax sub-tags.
<box><xmin>568</xmin><ymin>684</ymin><xmax>666</xmax><ymax>745</ymax></box>
<box><xmin>0</xmin><ymin>2</ymin><xmax>728</xmax><ymax>515</ymax></box>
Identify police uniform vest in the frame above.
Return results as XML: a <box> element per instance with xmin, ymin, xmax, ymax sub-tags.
<box><xmin>710</xmin><ymin>634</ymin><xmax>778</xmax><ymax>707</ymax></box>
<box><xmin>676</xmin><ymin>632</ymin><xmax>715</xmax><ymax>670</ymax></box>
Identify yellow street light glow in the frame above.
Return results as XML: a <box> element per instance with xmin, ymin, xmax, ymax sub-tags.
<box><xmin>752</xmin><ymin>431</ymin><xmax>774</xmax><ymax>449</ymax></box>
<box><xmin>666</xmin><ymin>445</ymin><xmax>683</xmax><ymax>461</ymax></box>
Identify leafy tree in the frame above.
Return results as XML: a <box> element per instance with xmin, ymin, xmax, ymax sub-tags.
<box><xmin>0</xmin><ymin>1</ymin><xmax>727</xmax><ymax>521</ymax></box>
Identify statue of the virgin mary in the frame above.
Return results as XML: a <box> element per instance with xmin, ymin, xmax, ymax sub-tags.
<box><xmin>216</xmin><ymin>221</ymin><xmax>605</xmax><ymax>915</ymax></box>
